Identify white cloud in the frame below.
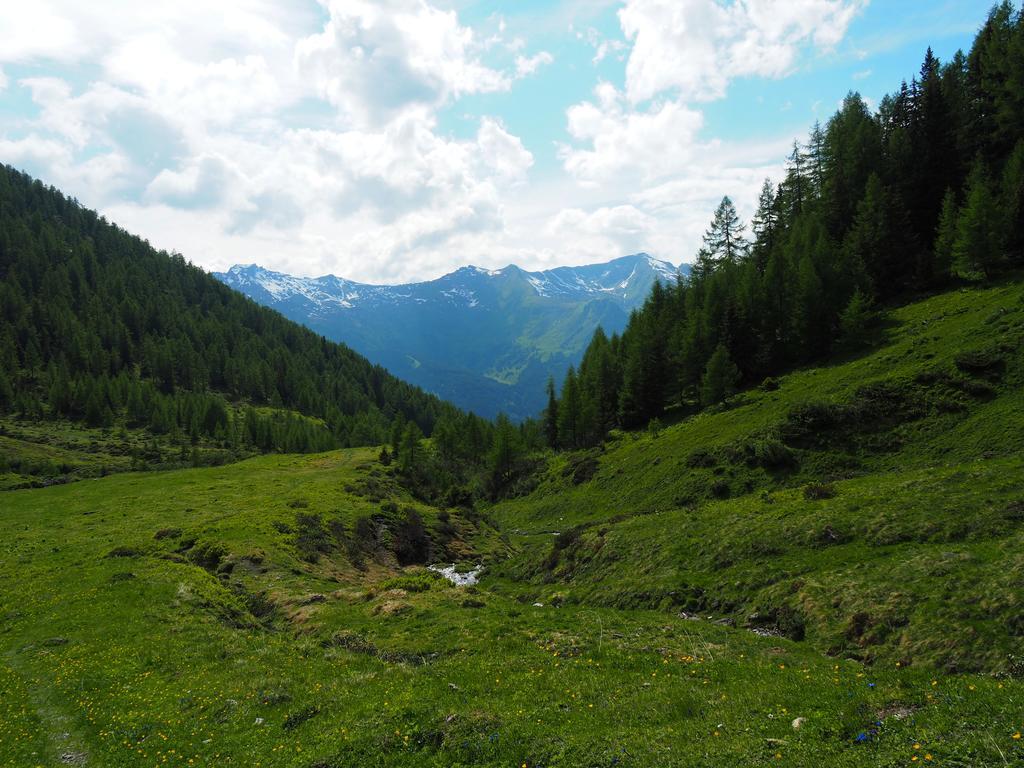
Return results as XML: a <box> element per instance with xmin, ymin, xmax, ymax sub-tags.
<box><xmin>0</xmin><ymin>0</ymin><xmax>556</xmax><ymax>282</ymax></box>
<box><xmin>619</xmin><ymin>0</ymin><xmax>866</xmax><ymax>103</ymax></box>
<box><xmin>576</xmin><ymin>27</ymin><xmax>629</xmax><ymax>65</ymax></box>
<box><xmin>0</xmin><ymin>68</ymin><xmax>7</xmax><ymax>92</ymax></box>
<box><xmin>295</xmin><ymin>0</ymin><xmax>512</xmax><ymax>128</ymax></box>
<box><xmin>546</xmin><ymin>204</ymin><xmax>658</xmax><ymax>255</ymax></box>
<box><xmin>515</xmin><ymin>51</ymin><xmax>554</xmax><ymax>78</ymax></box>
<box><xmin>560</xmin><ymin>83</ymin><xmax>703</xmax><ymax>183</ymax></box>
<box><xmin>477</xmin><ymin>118</ymin><xmax>534</xmax><ymax>184</ymax></box>
<box><xmin>0</xmin><ymin>0</ymin><xmax>868</xmax><ymax>283</ymax></box>
<box><xmin>550</xmin><ymin>0</ymin><xmax>864</xmax><ymax>267</ymax></box>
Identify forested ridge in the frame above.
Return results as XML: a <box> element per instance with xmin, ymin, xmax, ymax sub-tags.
<box><xmin>0</xmin><ymin>163</ymin><xmax>460</xmax><ymax>453</ymax></box>
<box><xmin>546</xmin><ymin>2</ymin><xmax>1024</xmax><ymax>449</ymax></box>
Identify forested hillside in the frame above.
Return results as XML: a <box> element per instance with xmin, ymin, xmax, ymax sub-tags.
<box><xmin>0</xmin><ymin>164</ymin><xmax>460</xmax><ymax>455</ymax></box>
<box><xmin>546</xmin><ymin>2</ymin><xmax>1024</xmax><ymax>448</ymax></box>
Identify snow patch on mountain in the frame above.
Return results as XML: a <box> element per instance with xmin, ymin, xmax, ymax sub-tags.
<box><xmin>215</xmin><ymin>254</ymin><xmax>684</xmax><ymax>313</ymax></box>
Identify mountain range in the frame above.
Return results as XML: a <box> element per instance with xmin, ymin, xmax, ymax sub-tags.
<box><xmin>216</xmin><ymin>254</ymin><xmax>686</xmax><ymax>419</ymax></box>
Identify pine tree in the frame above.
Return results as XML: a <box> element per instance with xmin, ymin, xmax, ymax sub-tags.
<box><xmin>701</xmin><ymin>197</ymin><xmax>748</xmax><ymax>266</ymax></box>
<box><xmin>557</xmin><ymin>367</ymin><xmax>581</xmax><ymax>449</ymax></box>
<box><xmin>954</xmin><ymin>160</ymin><xmax>1003</xmax><ymax>278</ymax></box>
<box><xmin>842</xmin><ymin>174</ymin><xmax>916</xmax><ymax>297</ymax></box>
<box><xmin>782</xmin><ymin>141</ymin><xmax>809</xmax><ymax>218</ymax></box>
<box><xmin>431</xmin><ymin>414</ymin><xmax>459</xmax><ymax>464</ymax></box>
<box><xmin>793</xmin><ymin>252</ymin><xmax>829</xmax><ymax>356</ymax></box>
<box><xmin>488</xmin><ymin>414</ymin><xmax>521</xmax><ymax>492</ymax></box>
<box><xmin>750</xmin><ymin>179</ymin><xmax>779</xmax><ymax>273</ymax></box>
<box><xmin>543</xmin><ymin>377</ymin><xmax>559</xmax><ymax>449</ymax></box>
<box><xmin>700</xmin><ymin>344</ymin><xmax>741</xmax><ymax>407</ymax></box>
<box><xmin>398</xmin><ymin>422</ymin><xmax>424</xmax><ymax>474</ymax></box>
<box><xmin>1001</xmin><ymin>139</ymin><xmax>1024</xmax><ymax>263</ymax></box>
<box><xmin>389</xmin><ymin>415</ymin><xmax>405</xmax><ymax>454</ymax></box>
<box><xmin>838</xmin><ymin>289</ymin><xmax>876</xmax><ymax>348</ymax></box>
<box><xmin>934</xmin><ymin>188</ymin><xmax>959</xmax><ymax>280</ymax></box>
<box><xmin>0</xmin><ymin>369</ymin><xmax>13</xmax><ymax>413</ymax></box>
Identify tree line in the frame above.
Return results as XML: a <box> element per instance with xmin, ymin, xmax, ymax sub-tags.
<box><xmin>544</xmin><ymin>2</ymin><xmax>1024</xmax><ymax>450</ymax></box>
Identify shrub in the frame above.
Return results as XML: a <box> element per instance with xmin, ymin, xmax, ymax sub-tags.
<box><xmin>686</xmin><ymin>448</ymin><xmax>717</xmax><ymax>468</ymax></box>
<box><xmin>751</xmin><ymin>438</ymin><xmax>797</xmax><ymax>470</ymax></box>
<box><xmin>293</xmin><ymin>513</ymin><xmax>335</xmax><ymax>563</ymax></box>
<box><xmin>803</xmin><ymin>482</ymin><xmax>837</xmax><ymax>500</ymax></box>
<box><xmin>392</xmin><ymin>509</ymin><xmax>430</xmax><ymax>566</ymax></box>
<box><xmin>187</xmin><ymin>540</ymin><xmax>229</xmax><ymax>570</ymax></box>
<box><xmin>553</xmin><ymin>526</ymin><xmax>583</xmax><ymax>551</ymax></box>
<box><xmin>785</xmin><ymin>402</ymin><xmax>847</xmax><ymax>433</ymax></box>
<box><xmin>282</xmin><ymin>705</ymin><xmax>320</xmax><ymax>731</ymax></box>
<box><xmin>106</xmin><ymin>546</ymin><xmax>141</xmax><ymax>558</ymax></box>
<box><xmin>954</xmin><ymin>347</ymin><xmax>1005</xmax><ymax>376</ymax></box>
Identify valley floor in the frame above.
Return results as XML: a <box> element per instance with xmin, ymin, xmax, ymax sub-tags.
<box><xmin>1</xmin><ymin>450</ymin><xmax>1022</xmax><ymax>768</ymax></box>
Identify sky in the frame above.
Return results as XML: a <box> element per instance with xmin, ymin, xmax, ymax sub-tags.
<box><xmin>0</xmin><ymin>0</ymin><xmax>986</xmax><ymax>284</ymax></box>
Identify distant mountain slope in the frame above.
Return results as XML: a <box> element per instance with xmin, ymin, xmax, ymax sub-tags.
<box><xmin>216</xmin><ymin>255</ymin><xmax>686</xmax><ymax>419</ymax></box>
<box><xmin>0</xmin><ymin>164</ymin><xmax>456</xmax><ymax>452</ymax></box>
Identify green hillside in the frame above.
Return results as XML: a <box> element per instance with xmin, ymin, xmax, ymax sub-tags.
<box><xmin>0</xmin><ymin>164</ymin><xmax>466</xmax><ymax>488</ymax></box>
<box><xmin>489</xmin><ymin>277</ymin><xmax>1024</xmax><ymax>673</ymax></box>
<box><xmin>2</xmin><ymin>277</ymin><xmax>1023</xmax><ymax>767</ymax></box>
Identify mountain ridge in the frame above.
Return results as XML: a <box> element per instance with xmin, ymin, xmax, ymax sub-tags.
<box><xmin>216</xmin><ymin>253</ymin><xmax>683</xmax><ymax>310</ymax></box>
<box><xmin>215</xmin><ymin>254</ymin><xmax>688</xmax><ymax>419</ymax></box>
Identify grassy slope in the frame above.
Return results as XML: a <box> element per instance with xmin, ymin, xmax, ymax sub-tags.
<box><xmin>487</xmin><ymin>278</ymin><xmax>1024</xmax><ymax>675</ymax></box>
<box><xmin>2</xmin><ymin>279</ymin><xmax>1024</xmax><ymax>766</ymax></box>
<box><xmin>492</xmin><ymin>279</ymin><xmax>1024</xmax><ymax>529</ymax></box>
<box><xmin>1</xmin><ymin>451</ymin><xmax>1023</xmax><ymax>767</ymax></box>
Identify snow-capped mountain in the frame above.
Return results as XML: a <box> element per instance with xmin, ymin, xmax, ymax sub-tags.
<box><xmin>218</xmin><ymin>254</ymin><xmax>680</xmax><ymax>313</ymax></box>
<box><xmin>215</xmin><ymin>254</ymin><xmax>686</xmax><ymax>419</ymax></box>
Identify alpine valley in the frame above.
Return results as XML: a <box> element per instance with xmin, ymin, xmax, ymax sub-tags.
<box><xmin>215</xmin><ymin>256</ymin><xmax>685</xmax><ymax>419</ymax></box>
<box><xmin>4</xmin><ymin>3</ymin><xmax>1024</xmax><ymax>768</ymax></box>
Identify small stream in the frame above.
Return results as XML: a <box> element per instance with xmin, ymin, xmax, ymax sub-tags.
<box><xmin>429</xmin><ymin>563</ymin><xmax>484</xmax><ymax>586</ymax></box>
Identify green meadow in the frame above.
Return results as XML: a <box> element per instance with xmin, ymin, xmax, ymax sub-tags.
<box><xmin>2</xmin><ymin>278</ymin><xmax>1024</xmax><ymax>766</ymax></box>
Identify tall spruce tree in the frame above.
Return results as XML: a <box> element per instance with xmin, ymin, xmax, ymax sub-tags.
<box><xmin>700</xmin><ymin>344</ymin><xmax>741</xmax><ymax>407</ymax></box>
<box><xmin>934</xmin><ymin>188</ymin><xmax>960</xmax><ymax>279</ymax></box>
<box><xmin>557</xmin><ymin>367</ymin><xmax>581</xmax><ymax>449</ymax></box>
<box><xmin>700</xmin><ymin>196</ymin><xmax>748</xmax><ymax>269</ymax></box>
<box><xmin>954</xmin><ymin>160</ymin><xmax>1003</xmax><ymax>278</ymax></box>
<box><xmin>1001</xmin><ymin>139</ymin><xmax>1024</xmax><ymax>263</ymax></box>
<box><xmin>544</xmin><ymin>377</ymin><xmax>559</xmax><ymax>449</ymax></box>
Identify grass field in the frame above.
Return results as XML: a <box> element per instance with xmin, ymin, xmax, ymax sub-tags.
<box><xmin>2</xmin><ymin>279</ymin><xmax>1024</xmax><ymax>766</ymax></box>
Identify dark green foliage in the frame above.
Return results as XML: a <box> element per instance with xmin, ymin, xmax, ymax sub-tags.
<box><xmin>0</xmin><ymin>164</ymin><xmax>457</xmax><ymax>453</ymax></box>
<box><xmin>954</xmin><ymin>160</ymin><xmax>1003</xmax><ymax>277</ymax></box>
<box><xmin>543</xmin><ymin>377</ymin><xmax>558</xmax><ymax>449</ymax></box>
<box><xmin>282</xmin><ymin>705</ymin><xmax>320</xmax><ymax>731</ymax></box>
<box><xmin>701</xmin><ymin>196</ymin><xmax>748</xmax><ymax>266</ymax></box>
<box><xmin>803</xmin><ymin>483</ymin><xmax>838</xmax><ymax>501</ymax></box>
<box><xmin>954</xmin><ymin>348</ymin><xmax>1006</xmax><ymax>376</ymax></box>
<box><xmin>838</xmin><ymin>289</ymin><xmax>877</xmax><ymax>349</ymax></box>
<box><xmin>392</xmin><ymin>509</ymin><xmax>430</xmax><ymax>566</ymax></box>
<box><xmin>700</xmin><ymin>344</ymin><xmax>741</xmax><ymax>406</ymax></box>
<box><xmin>294</xmin><ymin>514</ymin><xmax>335</xmax><ymax>563</ymax></box>
<box><xmin>1001</xmin><ymin>139</ymin><xmax>1024</xmax><ymax>263</ymax></box>
<box><xmin>933</xmin><ymin>188</ymin><xmax>959</xmax><ymax>278</ymax></box>
<box><xmin>542</xmin><ymin>14</ymin><xmax>1024</xmax><ymax>446</ymax></box>
<box><xmin>487</xmin><ymin>414</ymin><xmax>524</xmax><ymax>496</ymax></box>
<box><xmin>397</xmin><ymin>422</ymin><xmax>424</xmax><ymax>474</ymax></box>
<box><xmin>187</xmin><ymin>541</ymin><xmax>230</xmax><ymax>571</ymax></box>
<box><xmin>556</xmin><ymin>367</ymin><xmax>581</xmax><ymax>448</ymax></box>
